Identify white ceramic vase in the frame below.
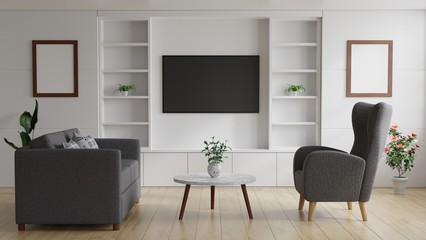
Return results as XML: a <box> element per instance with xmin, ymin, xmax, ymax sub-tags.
<box><xmin>287</xmin><ymin>90</ymin><xmax>305</xmax><ymax>96</ymax></box>
<box><xmin>207</xmin><ymin>163</ymin><xmax>222</xmax><ymax>178</ymax></box>
<box><xmin>391</xmin><ymin>177</ymin><xmax>408</xmax><ymax>195</ymax></box>
<box><xmin>123</xmin><ymin>91</ymin><xmax>129</xmax><ymax>96</ymax></box>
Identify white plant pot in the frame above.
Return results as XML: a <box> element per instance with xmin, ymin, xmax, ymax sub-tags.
<box><xmin>287</xmin><ymin>91</ymin><xmax>305</xmax><ymax>96</ymax></box>
<box><xmin>123</xmin><ymin>91</ymin><xmax>129</xmax><ymax>96</ymax></box>
<box><xmin>207</xmin><ymin>163</ymin><xmax>222</xmax><ymax>178</ymax></box>
<box><xmin>391</xmin><ymin>177</ymin><xmax>408</xmax><ymax>195</ymax></box>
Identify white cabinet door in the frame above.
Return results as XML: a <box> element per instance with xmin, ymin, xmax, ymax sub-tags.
<box><xmin>277</xmin><ymin>153</ymin><xmax>295</xmax><ymax>186</ymax></box>
<box><xmin>188</xmin><ymin>152</ymin><xmax>233</xmax><ymax>174</ymax></box>
<box><xmin>233</xmin><ymin>153</ymin><xmax>277</xmax><ymax>186</ymax></box>
<box><xmin>143</xmin><ymin>153</ymin><xmax>187</xmax><ymax>186</ymax></box>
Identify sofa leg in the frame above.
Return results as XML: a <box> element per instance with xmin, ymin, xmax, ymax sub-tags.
<box><xmin>308</xmin><ymin>202</ymin><xmax>317</xmax><ymax>221</ymax></box>
<box><xmin>18</xmin><ymin>224</ymin><xmax>25</xmax><ymax>231</ymax></box>
<box><xmin>113</xmin><ymin>224</ymin><xmax>120</xmax><ymax>231</ymax></box>
<box><xmin>136</xmin><ymin>198</ymin><xmax>141</xmax><ymax>204</ymax></box>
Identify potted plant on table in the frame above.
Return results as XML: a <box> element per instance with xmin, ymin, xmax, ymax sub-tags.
<box><xmin>114</xmin><ymin>84</ymin><xmax>135</xmax><ymax>96</ymax></box>
<box><xmin>285</xmin><ymin>84</ymin><xmax>306</xmax><ymax>96</ymax></box>
<box><xmin>202</xmin><ymin>136</ymin><xmax>232</xmax><ymax>178</ymax></box>
<box><xmin>384</xmin><ymin>124</ymin><xmax>420</xmax><ymax>195</ymax></box>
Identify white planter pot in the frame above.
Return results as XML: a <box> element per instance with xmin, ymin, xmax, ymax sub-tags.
<box><xmin>287</xmin><ymin>91</ymin><xmax>305</xmax><ymax>96</ymax></box>
<box><xmin>123</xmin><ymin>91</ymin><xmax>129</xmax><ymax>96</ymax></box>
<box><xmin>207</xmin><ymin>163</ymin><xmax>222</xmax><ymax>178</ymax></box>
<box><xmin>391</xmin><ymin>177</ymin><xmax>408</xmax><ymax>195</ymax></box>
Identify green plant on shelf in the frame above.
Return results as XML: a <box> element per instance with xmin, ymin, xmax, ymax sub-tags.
<box><xmin>114</xmin><ymin>84</ymin><xmax>136</xmax><ymax>96</ymax></box>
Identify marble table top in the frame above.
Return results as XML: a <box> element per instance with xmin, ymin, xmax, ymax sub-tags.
<box><xmin>173</xmin><ymin>173</ymin><xmax>256</xmax><ymax>186</ymax></box>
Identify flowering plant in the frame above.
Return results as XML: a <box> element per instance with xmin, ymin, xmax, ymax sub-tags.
<box><xmin>384</xmin><ymin>125</ymin><xmax>420</xmax><ymax>178</ymax></box>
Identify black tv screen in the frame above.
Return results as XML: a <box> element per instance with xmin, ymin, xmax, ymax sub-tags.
<box><xmin>162</xmin><ymin>55</ymin><xmax>259</xmax><ymax>113</ymax></box>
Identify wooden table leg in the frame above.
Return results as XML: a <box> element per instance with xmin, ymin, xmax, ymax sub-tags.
<box><xmin>179</xmin><ymin>184</ymin><xmax>191</xmax><ymax>220</ymax></box>
<box><xmin>241</xmin><ymin>184</ymin><xmax>253</xmax><ymax>219</ymax></box>
<box><xmin>211</xmin><ymin>185</ymin><xmax>215</xmax><ymax>209</ymax></box>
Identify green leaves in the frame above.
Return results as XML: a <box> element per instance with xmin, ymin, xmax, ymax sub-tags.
<box><xmin>4</xmin><ymin>100</ymin><xmax>39</xmax><ymax>149</ymax></box>
<box><xmin>201</xmin><ymin>136</ymin><xmax>232</xmax><ymax>164</ymax></box>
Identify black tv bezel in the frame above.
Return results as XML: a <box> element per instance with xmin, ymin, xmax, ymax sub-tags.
<box><xmin>162</xmin><ymin>55</ymin><xmax>260</xmax><ymax>114</ymax></box>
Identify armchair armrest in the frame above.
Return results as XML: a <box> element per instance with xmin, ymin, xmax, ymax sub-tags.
<box><xmin>302</xmin><ymin>151</ymin><xmax>366</xmax><ymax>201</ymax></box>
<box><xmin>293</xmin><ymin>146</ymin><xmax>346</xmax><ymax>172</ymax></box>
<box><xmin>95</xmin><ymin>138</ymin><xmax>140</xmax><ymax>160</ymax></box>
<box><xmin>15</xmin><ymin>149</ymin><xmax>122</xmax><ymax>224</ymax></box>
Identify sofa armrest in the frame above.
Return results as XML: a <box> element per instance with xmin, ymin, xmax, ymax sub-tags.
<box><xmin>293</xmin><ymin>146</ymin><xmax>346</xmax><ymax>172</ymax></box>
<box><xmin>15</xmin><ymin>149</ymin><xmax>122</xmax><ymax>224</ymax></box>
<box><xmin>95</xmin><ymin>138</ymin><xmax>140</xmax><ymax>160</ymax></box>
<box><xmin>302</xmin><ymin>151</ymin><xmax>366</xmax><ymax>202</ymax></box>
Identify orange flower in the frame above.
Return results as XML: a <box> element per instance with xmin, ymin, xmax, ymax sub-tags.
<box><xmin>390</xmin><ymin>135</ymin><xmax>397</xmax><ymax>141</ymax></box>
<box><xmin>396</xmin><ymin>144</ymin><xmax>404</xmax><ymax>149</ymax></box>
<box><xmin>384</xmin><ymin>147</ymin><xmax>390</xmax><ymax>153</ymax></box>
<box><xmin>390</xmin><ymin>124</ymin><xmax>399</xmax><ymax>130</ymax></box>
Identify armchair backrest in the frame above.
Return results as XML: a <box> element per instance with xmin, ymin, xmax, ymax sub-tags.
<box><xmin>350</xmin><ymin>102</ymin><xmax>392</xmax><ymax>201</ymax></box>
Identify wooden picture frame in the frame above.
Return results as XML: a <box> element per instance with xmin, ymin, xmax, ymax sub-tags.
<box><xmin>32</xmin><ymin>40</ymin><xmax>78</xmax><ymax>97</ymax></box>
<box><xmin>346</xmin><ymin>40</ymin><xmax>393</xmax><ymax>97</ymax></box>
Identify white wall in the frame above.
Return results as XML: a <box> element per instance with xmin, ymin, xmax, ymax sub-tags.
<box><xmin>150</xmin><ymin>18</ymin><xmax>269</xmax><ymax>150</ymax></box>
<box><xmin>322</xmin><ymin>11</ymin><xmax>426</xmax><ymax>187</ymax></box>
<box><xmin>0</xmin><ymin>11</ymin><xmax>98</xmax><ymax>186</ymax></box>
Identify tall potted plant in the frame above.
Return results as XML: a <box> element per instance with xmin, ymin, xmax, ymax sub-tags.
<box><xmin>4</xmin><ymin>100</ymin><xmax>39</xmax><ymax>149</ymax></box>
<box><xmin>384</xmin><ymin>124</ymin><xmax>420</xmax><ymax>194</ymax></box>
<box><xmin>202</xmin><ymin>136</ymin><xmax>231</xmax><ymax>178</ymax></box>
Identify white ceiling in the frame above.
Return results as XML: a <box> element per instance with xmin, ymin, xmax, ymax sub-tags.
<box><xmin>0</xmin><ymin>0</ymin><xmax>425</xmax><ymax>11</ymax></box>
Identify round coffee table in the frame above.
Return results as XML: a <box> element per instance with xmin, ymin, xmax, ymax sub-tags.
<box><xmin>173</xmin><ymin>173</ymin><xmax>256</xmax><ymax>219</ymax></box>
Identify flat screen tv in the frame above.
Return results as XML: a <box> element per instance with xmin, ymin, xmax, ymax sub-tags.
<box><xmin>162</xmin><ymin>55</ymin><xmax>259</xmax><ymax>113</ymax></box>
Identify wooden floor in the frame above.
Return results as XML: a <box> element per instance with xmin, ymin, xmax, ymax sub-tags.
<box><xmin>1</xmin><ymin>187</ymin><xmax>426</xmax><ymax>240</ymax></box>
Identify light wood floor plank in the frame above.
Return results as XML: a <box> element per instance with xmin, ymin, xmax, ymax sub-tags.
<box><xmin>219</xmin><ymin>187</ymin><xmax>248</xmax><ymax>240</ymax></box>
<box><xmin>1</xmin><ymin>187</ymin><xmax>426</xmax><ymax>240</ymax></box>
<box><xmin>235</xmin><ymin>187</ymin><xmax>276</xmax><ymax>240</ymax></box>
<box><xmin>195</xmin><ymin>187</ymin><xmax>222</xmax><ymax>240</ymax></box>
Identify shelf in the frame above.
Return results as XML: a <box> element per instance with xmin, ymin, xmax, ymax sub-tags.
<box><xmin>103</xmin><ymin>96</ymin><xmax>149</xmax><ymax>99</ymax></box>
<box><xmin>102</xmin><ymin>69</ymin><xmax>149</xmax><ymax>73</ymax></box>
<box><xmin>271</xmin><ymin>69</ymin><xmax>317</xmax><ymax>73</ymax></box>
<box><xmin>272</xmin><ymin>43</ymin><xmax>317</xmax><ymax>47</ymax></box>
<box><xmin>272</xmin><ymin>96</ymin><xmax>317</xmax><ymax>100</ymax></box>
<box><xmin>269</xmin><ymin>146</ymin><xmax>299</xmax><ymax>152</ymax></box>
<box><xmin>103</xmin><ymin>122</ymin><xmax>149</xmax><ymax>126</ymax></box>
<box><xmin>272</xmin><ymin>122</ymin><xmax>316</xmax><ymax>126</ymax></box>
<box><xmin>102</xmin><ymin>43</ymin><xmax>148</xmax><ymax>47</ymax></box>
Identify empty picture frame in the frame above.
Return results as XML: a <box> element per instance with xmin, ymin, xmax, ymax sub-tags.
<box><xmin>32</xmin><ymin>40</ymin><xmax>78</xmax><ymax>97</ymax></box>
<box><xmin>346</xmin><ymin>40</ymin><xmax>393</xmax><ymax>97</ymax></box>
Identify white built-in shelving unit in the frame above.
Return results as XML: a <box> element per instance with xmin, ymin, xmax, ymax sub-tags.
<box><xmin>98</xmin><ymin>18</ymin><xmax>150</xmax><ymax>148</ymax></box>
<box><xmin>269</xmin><ymin>18</ymin><xmax>321</xmax><ymax>151</ymax></box>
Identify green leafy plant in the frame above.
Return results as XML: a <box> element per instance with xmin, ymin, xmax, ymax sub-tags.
<box><xmin>4</xmin><ymin>100</ymin><xmax>39</xmax><ymax>149</ymax></box>
<box><xmin>286</xmin><ymin>84</ymin><xmax>306</xmax><ymax>93</ymax></box>
<box><xmin>114</xmin><ymin>84</ymin><xmax>136</xmax><ymax>94</ymax></box>
<box><xmin>384</xmin><ymin>124</ymin><xmax>420</xmax><ymax>178</ymax></box>
<box><xmin>202</xmin><ymin>136</ymin><xmax>232</xmax><ymax>164</ymax></box>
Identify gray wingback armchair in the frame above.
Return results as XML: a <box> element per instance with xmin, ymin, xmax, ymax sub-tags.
<box><xmin>293</xmin><ymin>102</ymin><xmax>392</xmax><ymax>221</ymax></box>
<box><xmin>15</xmin><ymin>128</ymin><xmax>141</xmax><ymax>231</ymax></box>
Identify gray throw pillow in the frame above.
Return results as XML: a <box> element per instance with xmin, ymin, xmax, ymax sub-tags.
<box><xmin>62</xmin><ymin>140</ymin><xmax>80</xmax><ymax>149</ymax></box>
<box><xmin>73</xmin><ymin>131</ymin><xmax>99</xmax><ymax>149</ymax></box>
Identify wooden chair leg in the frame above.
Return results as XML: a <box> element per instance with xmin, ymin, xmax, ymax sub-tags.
<box><xmin>113</xmin><ymin>224</ymin><xmax>120</xmax><ymax>230</ymax></box>
<box><xmin>298</xmin><ymin>195</ymin><xmax>305</xmax><ymax>210</ymax></box>
<box><xmin>359</xmin><ymin>202</ymin><xmax>368</xmax><ymax>221</ymax></box>
<box><xmin>308</xmin><ymin>202</ymin><xmax>317</xmax><ymax>221</ymax></box>
<box><xmin>347</xmin><ymin>202</ymin><xmax>353</xmax><ymax>210</ymax></box>
<box><xmin>18</xmin><ymin>224</ymin><xmax>25</xmax><ymax>231</ymax></box>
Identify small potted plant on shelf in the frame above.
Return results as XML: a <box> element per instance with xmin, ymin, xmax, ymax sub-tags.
<box><xmin>384</xmin><ymin>124</ymin><xmax>420</xmax><ymax>195</ymax></box>
<box><xmin>202</xmin><ymin>136</ymin><xmax>232</xmax><ymax>178</ymax></box>
<box><xmin>115</xmin><ymin>84</ymin><xmax>136</xmax><ymax>96</ymax></box>
<box><xmin>285</xmin><ymin>84</ymin><xmax>306</xmax><ymax>96</ymax></box>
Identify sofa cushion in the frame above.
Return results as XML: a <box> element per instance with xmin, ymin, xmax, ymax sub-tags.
<box><xmin>30</xmin><ymin>128</ymin><xmax>79</xmax><ymax>149</ymax></box>
<box><xmin>121</xmin><ymin>159</ymin><xmax>139</xmax><ymax>192</ymax></box>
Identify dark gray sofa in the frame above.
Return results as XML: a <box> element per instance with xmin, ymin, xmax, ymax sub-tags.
<box><xmin>15</xmin><ymin>128</ymin><xmax>141</xmax><ymax>231</ymax></box>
